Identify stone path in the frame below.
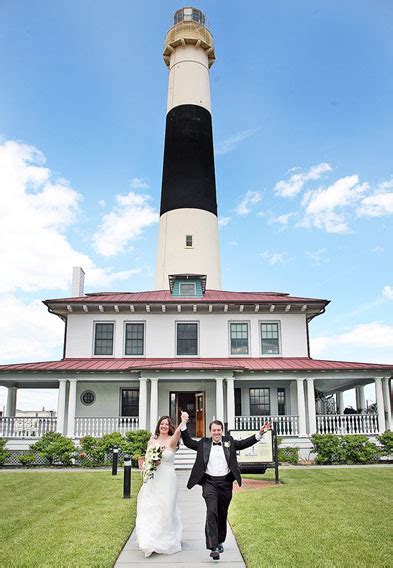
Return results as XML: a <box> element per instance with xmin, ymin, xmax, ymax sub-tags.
<box><xmin>115</xmin><ymin>471</ymin><xmax>246</xmax><ymax>567</ymax></box>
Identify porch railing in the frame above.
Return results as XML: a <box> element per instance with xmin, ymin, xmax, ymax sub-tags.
<box><xmin>74</xmin><ymin>416</ymin><xmax>139</xmax><ymax>438</ymax></box>
<box><xmin>235</xmin><ymin>415</ymin><xmax>299</xmax><ymax>436</ymax></box>
<box><xmin>316</xmin><ymin>414</ymin><xmax>379</xmax><ymax>435</ymax></box>
<box><xmin>0</xmin><ymin>417</ymin><xmax>57</xmax><ymax>438</ymax></box>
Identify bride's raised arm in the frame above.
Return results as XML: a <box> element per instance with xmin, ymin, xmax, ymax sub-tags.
<box><xmin>169</xmin><ymin>423</ymin><xmax>182</xmax><ymax>450</ymax></box>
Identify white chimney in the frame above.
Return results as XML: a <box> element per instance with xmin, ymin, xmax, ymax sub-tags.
<box><xmin>72</xmin><ymin>267</ymin><xmax>85</xmax><ymax>297</ymax></box>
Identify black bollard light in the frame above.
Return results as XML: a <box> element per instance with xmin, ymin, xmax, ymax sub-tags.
<box><xmin>123</xmin><ymin>453</ymin><xmax>131</xmax><ymax>499</ymax></box>
<box><xmin>112</xmin><ymin>446</ymin><xmax>119</xmax><ymax>476</ymax></box>
<box><xmin>273</xmin><ymin>422</ymin><xmax>280</xmax><ymax>485</ymax></box>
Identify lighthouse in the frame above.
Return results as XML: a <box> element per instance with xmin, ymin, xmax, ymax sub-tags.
<box><xmin>155</xmin><ymin>7</ymin><xmax>222</xmax><ymax>290</ymax></box>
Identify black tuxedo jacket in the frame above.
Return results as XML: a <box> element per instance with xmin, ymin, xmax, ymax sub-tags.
<box><xmin>181</xmin><ymin>427</ymin><xmax>260</xmax><ymax>489</ymax></box>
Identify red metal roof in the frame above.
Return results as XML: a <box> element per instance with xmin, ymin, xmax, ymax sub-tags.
<box><xmin>44</xmin><ymin>290</ymin><xmax>329</xmax><ymax>305</ymax></box>
<box><xmin>0</xmin><ymin>357</ymin><xmax>391</xmax><ymax>373</ymax></box>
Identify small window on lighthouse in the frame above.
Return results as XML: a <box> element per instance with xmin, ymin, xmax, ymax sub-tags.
<box><xmin>185</xmin><ymin>235</ymin><xmax>193</xmax><ymax>247</ymax></box>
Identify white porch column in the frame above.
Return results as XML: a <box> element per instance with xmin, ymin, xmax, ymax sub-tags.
<box><xmin>149</xmin><ymin>378</ymin><xmax>159</xmax><ymax>432</ymax></box>
<box><xmin>355</xmin><ymin>385</ymin><xmax>366</xmax><ymax>411</ymax></box>
<box><xmin>375</xmin><ymin>377</ymin><xmax>385</xmax><ymax>434</ymax></box>
<box><xmin>138</xmin><ymin>378</ymin><xmax>148</xmax><ymax>430</ymax></box>
<box><xmin>215</xmin><ymin>378</ymin><xmax>224</xmax><ymax>422</ymax></box>
<box><xmin>306</xmin><ymin>378</ymin><xmax>316</xmax><ymax>435</ymax></box>
<box><xmin>5</xmin><ymin>386</ymin><xmax>17</xmax><ymax>417</ymax></box>
<box><xmin>337</xmin><ymin>391</ymin><xmax>345</xmax><ymax>414</ymax></box>
<box><xmin>296</xmin><ymin>378</ymin><xmax>307</xmax><ymax>437</ymax></box>
<box><xmin>67</xmin><ymin>379</ymin><xmax>77</xmax><ymax>438</ymax></box>
<box><xmin>226</xmin><ymin>378</ymin><xmax>235</xmax><ymax>431</ymax></box>
<box><xmin>382</xmin><ymin>378</ymin><xmax>392</xmax><ymax>431</ymax></box>
<box><xmin>56</xmin><ymin>379</ymin><xmax>67</xmax><ymax>434</ymax></box>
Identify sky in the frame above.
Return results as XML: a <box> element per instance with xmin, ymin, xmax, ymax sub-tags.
<box><xmin>0</xmin><ymin>0</ymin><xmax>392</xmax><ymax>411</ymax></box>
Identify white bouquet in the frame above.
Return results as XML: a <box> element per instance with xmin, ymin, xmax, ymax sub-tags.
<box><xmin>142</xmin><ymin>445</ymin><xmax>163</xmax><ymax>483</ymax></box>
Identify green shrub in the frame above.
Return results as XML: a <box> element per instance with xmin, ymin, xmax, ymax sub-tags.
<box><xmin>78</xmin><ymin>430</ymin><xmax>151</xmax><ymax>467</ymax></box>
<box><xmin>125</xmin><ymin>429</ymin><xmax>151</xmax><ymax>466</ymax></box>
<box><xmin>311</xmin><ymin>434</ymin><xmax>380</xmax><ymax>464</ymax></box>
<box><xmin>19</xmin><ymin>453</ymin><xmax>36</xmax><ymax>467</ymax></box>
<box><xmin>378</xmin><ymin>431</ymin><xmax>393</xmax><ymax>456</ymax></box>
<box><xmin>0</xmin><ymin>438</ymin><xmax>10</xmax><ymax>465</ymax></box>
<box><xmin>342</xmin><ymin>435</ymin><xmax>380</xmax><ymax>464</ymax></box>
<box><xmin>30</xmin><ymin>432</ymin><xmax>76</xmax><ymax>465</ymax></box>
<box><xmin>278</xmin><ymin>446</ymin><xmax>299</xmax><ymax>464</ymax></box>
<box><xmin>79</xmin><ymin>435</ymin><xmax>107</xmax><ymax>466</ymax></box>
<box><xmin>311</xmin><ymin>434</ymin><xmax>346</xmax><ymax>464</ymax></box>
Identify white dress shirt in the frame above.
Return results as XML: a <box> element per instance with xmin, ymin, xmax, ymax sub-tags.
<box><xmin>206</xmin><ymin>441</ymin><xmax>230</xmax><ymax>476</ymax></box>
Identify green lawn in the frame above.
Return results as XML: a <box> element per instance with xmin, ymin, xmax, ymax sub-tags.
<box><xmin>0</xmin><ymin>470</ymin><xmax>142</xmax><ymax>568</ymax></box>
<box><xmin>229</xmin><ymin>468</ymin><xmax>393</xmax><ymax>568</ymax></box>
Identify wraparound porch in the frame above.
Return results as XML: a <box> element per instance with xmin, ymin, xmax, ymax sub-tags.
<box><xmin>1</xmin><ymin>372</ymin><xmax>391</xmax><ymax>442</ymax></box>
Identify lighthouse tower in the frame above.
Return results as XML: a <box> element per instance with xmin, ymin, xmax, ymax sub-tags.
<box><xmin>155</xmin><ymin>7</ymin><xmax>221</xmax><ymax>290</ymax></box>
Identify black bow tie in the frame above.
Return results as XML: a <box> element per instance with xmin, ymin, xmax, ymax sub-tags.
<box><xmin>212</xmin><ymin>441</ymin><xmax>222</xmax><ymax>446</ymax></box>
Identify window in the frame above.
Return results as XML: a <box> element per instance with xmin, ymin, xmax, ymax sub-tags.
<box><xmin>277</xmin><ymin>388</ymin><xmax>286</xmax><ymax>415</ymax></box>
<box><xmin>185</xmin><ymin>235</ymin><xmax>193</xmax><ymax>247</ymax></box>
<box><xmin>235</xmin><ymin>388</ymin><xmax>242</xmax><ymax>416</ymax></box>
<box><xmin>179</xmin><ymin>282</ymin><xmax>195</xmax><ymax>296</ymax></box>
<box><xmin>121</xmin><ymin>389</ymin><xmax>139</xmax><ymax>416</ymax></box>
<box><xmin>177</xmin><ymin>322</ymin><xmax>198</xmax><ymax>355</ymax></box>
<box><xmin>230</xmin><ymin>322</ymin><xmax>249</xmax><ymax>354</ymax></box>
<box><xmin>261</xmin><ymin>322</ymin><xmax>280</xmax><ymax>355</ymax></box>
<box><xmin>125</xmin><ymin>323</ymin><xmax>144</xmax><ymax>355</ymax></box>
<box><xmin>80</xmin><ymin>390</ymin><xmax>96</xmax><ymax>406</ymax></box>
<box><xmin>250</xmin><ymin>388</ymin><xmax>270</xmax><ymax>415</ymax></box>
<box><xmin>94</xmin><ymin>322</ymin><xmax>114</xmax><ymax>355</ymax></box>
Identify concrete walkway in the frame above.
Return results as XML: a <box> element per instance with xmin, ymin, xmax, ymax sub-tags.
<box><xmin>115</xmin><ymin>471</ymin><xmax>246</xmax><ymax>567</ymax></box>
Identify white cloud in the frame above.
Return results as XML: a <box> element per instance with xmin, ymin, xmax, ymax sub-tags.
<box><xmin>98</xmin><ymin>199</ymin><xmax>106</xmax><ymax>207</ymax></box>
<box><xmin>311</xmin><ymin>321</ymin><xmax>393</xmax><ymax>360</ymax></box>
<box><xmin>218</xmin><ymin>216</ymin><xmax>231</xmax><ymax>227</ymax></box>
<box><xmin>215</xmin><ymin>129</ymin><xmax>257</xmax><ymax>156</ymax></box>
<box><xmin>382</xmin><ymin>285</ymin><xmax>393</xmax><ymax>300</ymax></box>
<box><xmin>0</xmin><ymin>295</ymin><xmax>64</xmax><ymax>363</ymax></box>
<box><xmin>300</xmin><ymin>175</ymin><xmax>368</xmax><ymax>233</ymax></box>
<box><xmin>357</xmin><ymin>178</ymin><xmax>393</xmax><ymax>217</ymax></box>
<box><xmin>92</xmin><ymin>191</ymin><xmax>158</xmax><ymax>256</ymax></box>
<box><xmin>130</xmin><ymin>177</ymin><xmax>150</xmax><ymax>190</ymax></box>
<box><xmin>306</xmin><ymin>248</ymin><xmax>330</xmax><ymax>266</ymax></box>
<box><xmin>0</xmin><ymin>140</ymin><xmax>142</xmax><ymax>293</ymax></box>
<box><xmin>235</xmin><ymin>190</ymin><xmax>262</xmax><ymax>216</ymax></box>
<box><xmin>269</xmin><ymin>212</ymin><xmax>296</xmax><ymax>226</ymax></box>
<box><xmin>372</xmin><ymin>245</ymin><xmax>384</xmax><ymax>253</ymax></box>
<box><xmin>274</xmin><ymin>162</ymin><xmax>332</xmax><ymax>198</ymax></box>
<box><xmin>261</xmin><ymin>250</ymin><xmax>290</xmax><ymax>265</ymax></box>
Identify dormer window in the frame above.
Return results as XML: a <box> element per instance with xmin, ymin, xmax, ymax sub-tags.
<box><xmin>185</xmin><ymin>235</ymin><xmax>193</xmax><ymax>247</ymax></box>
<box><xmin>169</xmin><ymin>274</ymin><xmax>206</xmax><ymax>298</ymax></box>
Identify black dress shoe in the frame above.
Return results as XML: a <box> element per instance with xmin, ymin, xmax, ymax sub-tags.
<box><xmin>210</xmin><ymin>548</ymin><xmax>220</xmax><ymax>560</ymax></box>
<box><xmin>217</xmin><ymin>544</ymin><xmax>224</xmax><ymax>554</ymax></box>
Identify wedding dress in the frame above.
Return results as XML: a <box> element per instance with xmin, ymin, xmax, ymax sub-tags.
<box><xmin>136</xmin><ymin>447</ymin><xmax>182</xmax><ymax>557</ymax></box>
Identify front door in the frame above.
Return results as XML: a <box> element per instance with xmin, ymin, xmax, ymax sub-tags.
<box><xmin>169</xmin><ymin>391</ymin><xmax>205</xmax><ymax>437</ymax></box>
<box><xmin>195</xmin><ymin>392</ymin><xmax>204</xmax><ymax>437</ymax></box>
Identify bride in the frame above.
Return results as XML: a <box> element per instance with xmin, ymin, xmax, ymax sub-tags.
<box><xmin>135</xmin><ymin>416</ymin><xmax>182</xmax><ymax>557</ymax></box>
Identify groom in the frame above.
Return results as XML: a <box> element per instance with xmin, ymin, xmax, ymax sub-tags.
<box><xmin>180</xmin><ymin>411</ymin><xmax>271</xmax><ymax>560</ymax></box>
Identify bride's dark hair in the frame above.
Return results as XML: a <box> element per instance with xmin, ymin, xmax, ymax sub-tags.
<box><xmin>154</xmin><ymin>416</ymin><xmax>175</xmax><ymax>438</ymax></box>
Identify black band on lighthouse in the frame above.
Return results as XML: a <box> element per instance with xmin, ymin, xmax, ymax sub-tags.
<box><xmin>160</xmin><ymin>104</ymin><xmax>217</xmax><ymax>216</ymax></box>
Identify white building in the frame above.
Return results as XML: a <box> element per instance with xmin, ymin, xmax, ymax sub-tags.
<box><xmin>1</xmin><ymin>8</ymin><xmax>392</xmax><ymax>457</ymax></box>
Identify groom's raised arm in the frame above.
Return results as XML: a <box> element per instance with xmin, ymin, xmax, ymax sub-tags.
<box><xmin>234</xmin><ymin>421</ymin><xmax>272</xmax><ymax>451</ymax></box>
<box><xmin>180</xmin><ymin>411</ymin><xmax>198</xmax><ymax>451</ymax></box>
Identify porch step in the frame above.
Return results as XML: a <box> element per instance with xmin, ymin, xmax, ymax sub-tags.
<box><xmin>174</xmin><ymin>442</ymin><xmax>197</xmax><ymax>470</ymax></box>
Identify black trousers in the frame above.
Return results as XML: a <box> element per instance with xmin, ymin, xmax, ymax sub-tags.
<box><xmin>202</xmin><ymin>474</ymin><xmax>233</xmax><ymax>550</ymax></box>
